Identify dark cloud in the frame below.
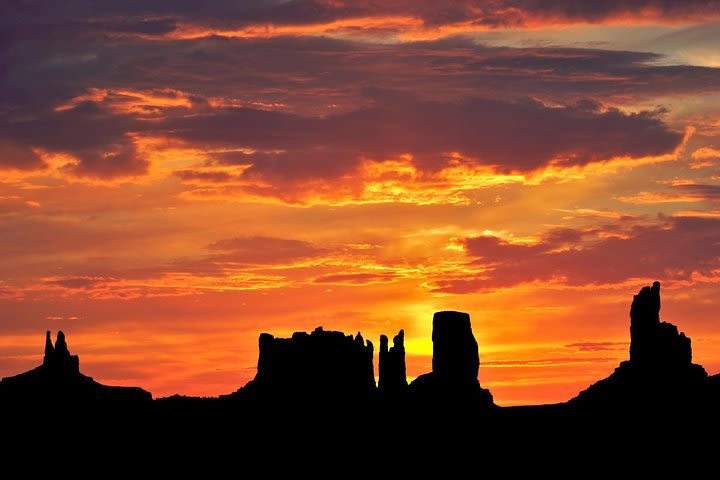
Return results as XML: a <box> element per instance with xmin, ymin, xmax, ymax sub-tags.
<box><xmin>3</xmin><ymin>84</ymin><xmax>684</xmax><ymax>182</ymax></box>
<box><xmin>2</xmin><ymin>4</ymin><xmax>718</xmax><ymax>181</ymax></box>
<box><xmin>0</xmin><ymin>216</ymin><xmax>143</xmax><ymax>257</ymax></box>
<box><xmin>171</xmin><ymin>96</ymin><xmax>682</xmax><ymax>180</ymax></box>
<box><xmin>431</xmin><ymin>216</ymin><xmax>720</xmax><ymax>293</ymax></box>
<box><xmin>174</xmin><ymin>170</ymin><xmax>235</xmax><ymax>183</ymax></box>
<box><xmin>0</xmin><ymin>139</ymin><xmax>45</xmax><ymax>170</ymax></box>
<box><xmin>3</xmin><ymin>1</ymin><xmax>718</xmax><ymax>32</ymax></box>
<box><xmin>622</xmin><ymin>183</ymin><xmax>720</xmax><ymax>203</ymax></box>
<box><xmin>207</xmin><ymin>235</ymin><xmax>328</xmax><ymax>265</ymax></box>
<box><xmin>43</xmin><ymin>277</ymin><xmax>111</xmax><ymax>289</ymax></box>
<box><xmin>672</xmin><ymin>183</ymin><xmax>720</xmax><ymax>200</ymax></box>
<box><xmin>509</xmin><ymin>0</ymin><xmax>720</xmax><ymax>23</ymax></box>
<box><xmin>3</xmin><ymin>16</ymin><xmax>720</xmax><ymax>115</ymax></box>
<box><xmin>1</xmin><ymin>102</ymin><xmax>148</xmax><ymax>178</ymax></box>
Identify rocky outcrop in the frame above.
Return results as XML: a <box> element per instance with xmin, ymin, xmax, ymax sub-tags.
<box><xmin>630</xmin><ymin>281</ymin><xmax>693</xmax><ymax>367</ymax></box>
<box><xmin>0</xmin><ymin>331</ymin><xmax>152</xmax><ymax>404</ymax></box>
<box><xmin>432</xmin><ymin>312</ymin><xmax>479</xmax><ymax>381</ymax></box>
<box><xmin>379</xmin><ymin>329</ymin><xmax>407</xmax><ymax>398</ymax></box>
<box><xmin>408</xmin><ymin>311</ymin><xmax>494</xmax><ymax>412</ymax></box>
<box><xmin>572</xmin><ymin>282</ymin><xmax>707</xmax><ymax>411</ymax></box>
<box><xmin>229</xmin><ymin>326</ymin><xmax>376</xmax><ymax>405</ymax></box>
<box><xmin>43</xmin><ymin>330</ymin><xmax>80</xmax><ymax>372</ymax></box>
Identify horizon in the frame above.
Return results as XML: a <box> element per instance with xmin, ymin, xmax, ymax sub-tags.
<box><xmin>11</xmin><ymin>280</ymin><xmax>705</xmax><ymax>406</ymax></box>
<box><xmin>2</xmin><ymin>1</ymin><xmax>720</xmax><ymax>406</ymax></box>
<box><xmin>0</xmin><ymin>281</ymin><xmax>708</xmax><ymax>407</ymax></box>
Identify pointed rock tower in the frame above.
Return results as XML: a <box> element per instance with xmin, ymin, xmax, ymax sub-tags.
<box><xmin>379</xmin><ymin>329</ymin><xmax>407</xmax><ymax>399</ymax></box>
<box><xmin>572</xmin><ymin>282</ymin><xmax>707</xmax><ymax>410</ymax></box>
<box><xmin>0</xmin><ymin>331</ymin><xmax>151</xmax><ymax>404</ymax></box>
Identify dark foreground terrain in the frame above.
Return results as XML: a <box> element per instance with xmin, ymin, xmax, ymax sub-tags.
<box><xmin>2</xmin><ymin>282</ymin><xmax>719</xmax><ymax>463</ymax></box>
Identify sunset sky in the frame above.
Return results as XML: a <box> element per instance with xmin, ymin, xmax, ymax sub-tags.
<box><xmin>2</xmin><ymin>1</ymin><xmax>720</xmax><ymax>405</ymax></box>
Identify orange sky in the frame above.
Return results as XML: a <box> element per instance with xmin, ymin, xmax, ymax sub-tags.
<box><xmin>2</xmin><ymin>1</ymin><xmax>720</xmax><ymax>405</ymax></box>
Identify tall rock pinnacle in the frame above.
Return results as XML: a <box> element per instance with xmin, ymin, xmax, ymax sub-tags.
<box><xmin>379</xmin><ymin>329</ymin><xmax>407</xmax><ymax>397</ymax></box>
<box><xmin>629</xmin><ymin>281</ymin><xmax>692</xmax><ymax>368</ymax></box>
<box><xmin>572</xmin><ymin>281</ymin><xmax>707</xmax><ymax>410</ymax></box>
<box><xmin>43</xmin><ymin>331</ymin><xmax>54</xmax><ymax>364</ymax></box>
<box><xmin>408</xmin><ymin>311</ymin><xmax>494</xmax><ymax>412</ymax></box>
<box><xmin>431</xmin><ymin>311</ymin><xmax>479</xmax><ymax>382</ymax></box>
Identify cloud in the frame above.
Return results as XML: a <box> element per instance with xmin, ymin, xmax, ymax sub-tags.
<box><xmin>618</xmin><ymin>183</ymin><xmax>720</xmax><ymax>203</ymax></box>
<box><xmin>506</xmin><ymin>0</ymin><xmax>720</xmax><ymax>25</ymax></box>
<box><xmin>4</xmin><ymin>1</ymin><xmax>717</xmax><ymax>37</ymax></box>
<box><xmin>3</xmin><ymin>86</ymin><xmax>685</xmax><ymax>188</ymax></box>
<box><xmin>429</xmin><ymin>216</ymin><xmax>720</xmax><ymax>293</ymax></box>
<box><xmin>1</xmin><ymin>102</ymin><xmax>148</xmax><ymax>178</ymax></box>
<box><xmin>312</xmin><ymin>272</ymin><xmax>398</xmax><ymax>285</ymax></box>
<box><xmin>43</xmin><ymin>276</ymin><xmax>112</xmax><ymax>289</ymax></box>
<box><xmin>565</xmin><ymin>341</ymin><xmax>628</xmax><ymax>351</ymax></box>
<box><xmin>482</xmin><ymin>356</ymin><xmax>621</xmax><ymax>367</ymax></box>
<box><xmin>0</xmin><ymin>139</ymin><xmax>45</xmax><ymax>170</ymax></box>
<box><xmin>11</xmin><ymin>35</ymin><xmax>718</xmax><ymax>111</ymax></box>
<box><xmin>0</xmin><ymin>285</ymin><xmax>23</xmax><ymax>299</ymax></box>
<box><xmin>671</xmin><ymin>183</ymin><xmax>720</xmax><ymax>199</ymax></box>
<box><xmin>174</xmin><ymin>170</ymin><xmax>236</xmax><ymax>183</ymax></box>
<box><xmin>693</xmin><ymin>147</ymin><xmax>720</xmax><ymax>159</ymax></box>
<box><xmin>0</xmin><ymin>216</ymin><xmax>146</xmax><ymax>258</ymax></box>
<box><xmin>206</xmin><ymin>235</ymin><xmax>328</xmax><ymax>265</ymax></box>
<box><xmin>168</xmin><ymin>95</ymin><xmax>683</xmax><ymax>194</ymax></box>
<box><xmin>4</xmin><ymin>23</ymin><xmax>719</xmax><ymax>186</ymax></box>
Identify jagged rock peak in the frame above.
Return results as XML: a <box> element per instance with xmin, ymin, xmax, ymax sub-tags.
<box><xmin>44</xmin><ymin>331</ymin><xmax>54</xmax><ymax>359</ymax></box>
<box><xmin>393</xmin><ymin>329</ymin><xmax>405</xmax><ymax>350</ymax></box>
<box><xmin>379</xmin><ymin>329</ymin><xmax>407</xmax><ymax>395</ymax></box>
<box><xmin>42</xmin><ymin>330</ymin><xmax>79</xmax><ymax>372</ymax></box>
<box><xmin>571</xmin><ymin>281</ymin><xmax>708</xmax><ymax>408</ymax></box>
<box><xmin>0</xmin><ymin>330</ymin><xmax>152</xmax><ymax>403</ymax></box>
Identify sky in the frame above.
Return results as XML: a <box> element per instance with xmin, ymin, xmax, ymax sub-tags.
<box><xmin>2</xmin><ymin>1</ymin><xmax>720</xmax><ymax>405</ymax></box>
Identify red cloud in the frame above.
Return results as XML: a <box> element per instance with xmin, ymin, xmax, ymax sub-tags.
<box><xmin>168</xmin><ymin>96</ymin><xmax>683</xmax><ymax>197</ymax></box>
<box><xmin>312</xmin><ymin>272</ymin><xmax>397</xmax><ymax>285</ymax></box>
<box><xmin>5</xmin><ymin>1</ymin><xmax>717</xmax><ymax>33</ymax></box>
<box><xmin>3</xmin><ymin>24</ymin><xmax>718</xmax><ymax>184</ymax></box>
<box><xmin>206</xmin><ymin>235</ymin><xmax>328</xmax><ymax>265</ymax></box>
<box><xmin>430</xmin><ymin>216</ymin><xmax>720</xmax><ymax>293</ymax></box>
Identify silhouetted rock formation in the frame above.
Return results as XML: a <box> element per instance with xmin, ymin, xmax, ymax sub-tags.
<box><xmin>4</xmin><ymin>279</ymin><xmax>720</xmax><ymax>440</ymax></box>
<box><xmin>43</xmin><ymin>330</ymin><xmax>80</xmax><ymax>372</ymax></box>
<box><xmin>379</xmin><ymin>329</ymin><xmax>407</xmax><ymax>398</ymax></box>
<box><xmin>630</xmin><ymin>281</ymin><xmax>693</xmax><ymax>367</ymax></box>
<box><xmin>0</xmin><ymin>331</ymin><xmax>151</xmax><ymax>404</ymax></box>
<box><xmin>572</xmin><ymin>282</ymin><xmax>707</xmax><ymax>411</ymax></box>
<box><xmin>432</xmin><ymin>311</ymin><xmax>479</xmax><ymax>380</ymax></box>
<box><xmin>409</xmin><ymin>311</ymin><xmax>494</xmax><ymax>412</ymax></box>
<box><xmin>227</xmin><ymin>326</ymin><xmax>376</xmax><ymax>406</ymax></box>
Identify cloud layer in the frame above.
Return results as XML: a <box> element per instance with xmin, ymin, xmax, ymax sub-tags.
<box><xmin>430</xmin><ymin>216</ymin><xmax>720</xmax><ymax>293</ymax></box>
